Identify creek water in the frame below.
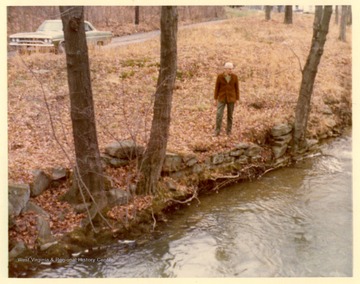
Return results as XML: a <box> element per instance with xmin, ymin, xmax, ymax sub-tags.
<box><xmin>33</xmin><ymin>135</ymin><xmax>352</xmax><ymax>278</ymax></box>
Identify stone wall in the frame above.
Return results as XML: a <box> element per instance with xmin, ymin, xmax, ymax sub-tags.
<box><xmin>6</xmin><ymin>123</ymin><xmax>315</xmax><ymax>231</ymax></box>
<box><xmin>8</xmin><ymin>122</ymin><xmax>343</xmax><ymax>263</ymax></box>
<box><xmin>101</xmin><ymin>124</ymin><xmax>295</xmax><ymax>178</ymax></box>
<box><xmin>160</xmin><ymin>123</ymin><xmax>295</xmax><ymax>187</ymax></box>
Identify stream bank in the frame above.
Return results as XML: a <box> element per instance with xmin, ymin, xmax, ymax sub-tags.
<box><xmin>9</xmin><ymin>120</ymin><xmax>351</xmax><ymax>278</ymax></box>
<box><xmin>37</xmin><ymin>134</ymin><xmax>352</xmax><ymax>277</ymax></box>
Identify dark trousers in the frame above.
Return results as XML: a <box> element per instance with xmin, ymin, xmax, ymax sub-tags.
<box><xmin>215</xmin><ymin>101</ymin><xmax>234</xmax><ymax>135</ymax></box>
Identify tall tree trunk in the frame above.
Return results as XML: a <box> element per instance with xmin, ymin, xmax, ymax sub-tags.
<box><xmin>293</xmin><ymin>6</ymin><xmax>332</xmax><ymax>152</ymax></box>
<box><xmin>284</xmin><ymin>5</ymin><xmax>293</xmax><ymax>24</ymax></box>
<box><xmin>265</xmin><ymin>6</ymin><xmax>272</xmax><ymax>21</ymax></box>
<box><xmin>135</xmin><ymin>6</ymin><xmax>140</xmax><ymax>25</ymax></box>
<box><xmin>59</xmin><ymin>6</ymin><xmax>107</xmax><ymax>222</ymax></box>
<box><xmin>137</xmin><ymin>6</ymin><xmax>178</xmax><ymax>195</ymax></box>
<box><xmin>335</xmin><ymin>5</ymin><xmax>339</xmax><ymax>25</ymax></box>
<box><xmin>347</xmin><ymin>5</ymin><xmax>352</xmax><ymax>26</ymax></box>
<box><xmin>339</xmin><ymin>5</ymin><xmax>348</xmax><ymax>41</ymax></box>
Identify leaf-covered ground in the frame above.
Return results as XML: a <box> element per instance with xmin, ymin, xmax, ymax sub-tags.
<box><xmin>8</xmin><ymin>12</ymin><xmax>352</xmax><ymax>247</ymax></box>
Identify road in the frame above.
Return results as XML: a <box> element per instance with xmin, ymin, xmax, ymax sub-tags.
<box><xmin>105</xmin><ymin>18</ymin><xmax>228</xmax><ymax>48</ymax></box>
<box><xmin>106</xmin><ymin>30</ymin><xmax>161</xmax><ymax>48</ymax></box>
<box><xmin>7</xmin><ymin>19</ymin><xmax>229</xmax><ymax>57</ymax></box>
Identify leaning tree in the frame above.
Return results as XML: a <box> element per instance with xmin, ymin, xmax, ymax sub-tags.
<box><xmin>293</xmin><ymin>6</ymin><xmax>333</xmax><ymax>152</ymax></box>
<box><xmin>137</xmin><ymin>6</ymin><xmax>178</xmax><ymax>195</ymax></box>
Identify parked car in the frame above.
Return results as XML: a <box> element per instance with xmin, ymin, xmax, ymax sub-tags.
<box><xmin>9</xmin><ymin>19</ymin><xmax>112</xmax><ymax>54</ymax></box>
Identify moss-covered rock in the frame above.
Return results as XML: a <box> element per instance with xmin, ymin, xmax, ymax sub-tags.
<box><xmin>40</xmin><ymin>243</ymin><xmax>70</xmax><ymax>259</ymax></box>
<box><xmin>63</xmin><ymin>228</ymin><xmax>97</xmax><ymax>248</ymax></box>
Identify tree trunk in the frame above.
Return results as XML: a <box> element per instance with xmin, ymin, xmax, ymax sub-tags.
<box><xmin>265</xmin><ymin>6</ymin><xmax>272</xmax><ymax>21</ymax></box>
<box><xmin>59</xmin><ymin>6</ymin><xmax>107</xmax><ymax>221</ymax></box>
<box><xmin>339</xmin><ymin>5</ymin><xmax>348</xmax><ymax>41</ymax></box>
<box><xmin>293</xmin><ymin>6</ymin><xmax>332</xmax><ymax>152</ymax></box>
<box><xmin>137</xmin><ymin>6</ymin><xmax>178</xmax><ymax>195</ymax></box>
<box><xmin>335</xmin><ymin>5</ymin><xmax>339</xmax><ymax>25</ymax></box>
<box><xmin>284</xmin><ymin>5</ymin><xmax>293</xmax><ymax>24</ymax></box>
<box><xmin>347</xmin><ymin>5</ymin><xmax>352</xmax><ymax>26</ymax></box>
<box><xmin>135</xmin><ymin>6</ymin><xmax>140</xmax><ymax>25</ymax></box>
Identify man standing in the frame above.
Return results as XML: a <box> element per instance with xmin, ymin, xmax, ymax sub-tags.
<box><xmin>213</xmin><ymin>62</ymin><xmax>240</xmax><ymax>136</ymax></box>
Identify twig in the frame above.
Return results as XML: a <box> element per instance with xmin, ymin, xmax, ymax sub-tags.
<box><xmin>211</xmin><ymin>178</ymin><xmax>239</xmax><ymax>192</ymax></box>
<box><xmin>210</xmin><ymin>173</ymin><xmax>240</xmax><ymax>181</ymax></box>
<box><xmin>256</xmin><ymin>163</ymin><xmax>287</xmax><ymax>179</ymax></box>
<box><xmin>210</xmin><ymin>164</ymin><xmax>261</xmax><ymax>192</ymax></box>
<box><xmin>74</xmin><ymin>166</ymin><xmax>96</xmax><ymax>232</ymax></box>
<box><xmin>18</xmin><ymin>54</ymin><xmax>73</xmax><ymax>164</ymax></box>
<box><xmin>151</xmin><ymin>207</ymin><xmax>156</xmax><ymax>231</ymax></box>
<box><xmin>166</xmin><ymin>186</ymin><xmax>200</xmax><ymax>205</ymax></box>
<box><xmin>76</xmin><ymin>167</ymin><xmax>114</xmax><ymax>230</ymax></box>
<box><xmin>18</xmin><ymin>54</ymin><xmax>112</xmax><ymax>231</ymax></box>
<box><xmin>286</xmin><ymin>44</ymin><xmax>303</xmax><ymax>73</ymax></box>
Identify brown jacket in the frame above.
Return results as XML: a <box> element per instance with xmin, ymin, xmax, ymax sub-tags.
<box><xmin>214</xmin><ymin>73</ymin><xmax>240</xmax><ymax>103</ymax></box>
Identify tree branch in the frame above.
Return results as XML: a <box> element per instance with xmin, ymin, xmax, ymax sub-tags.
<box><xmin>286</xmin><ymin>44</ymin><xmax>303</xmax><ymax>73</ymax></box>
<box><xmin>166</xmin><ymin>186</ymin><xmax>200</xmax><ymax>205</ymax></box>
<box><xmin>18</xmin><ymin>54</ymin><xmax>113</xmax><ymax>231</ymax></box>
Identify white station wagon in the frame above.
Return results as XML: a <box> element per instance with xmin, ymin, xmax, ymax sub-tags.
<box><xmin>9</xmin><ymin>19</ymin><xmax>112</xmax><ymax>53</ymax></box>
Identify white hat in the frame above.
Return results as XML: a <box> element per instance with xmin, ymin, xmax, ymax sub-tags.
<box><xmin>224</xmin><ymin>62</ymin><xmax>234</xmax><ymax>69</ymax></box>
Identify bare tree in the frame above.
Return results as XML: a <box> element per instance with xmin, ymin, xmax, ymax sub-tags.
<box><xmin>59</xmin><ymin>6</ymin><xmax>107</xmax><ymax>223</ymax></box>
<box><xmin>135</xmin><ymin>6</ymin><xmax>140</xmax><ymax>25</ymax></box>
<box><xmin>347</xmin><ymin>5</ymin><xmax>352</xmax><ymax>26</ymax></box>
<box><xmin>293</xmin><ymin>6</ymin><xmax>332</xmax><ymax>152</ymax></box>
<box><xmin>137</xmin><ymin>6</ymin><xmax>178</xmax><ymax>195</ymax></box>
<box><xmin>339</xmin><ymin>5</ymin><xmax>348</xmax><ymax>41</ymax></box>
<box><xmin>335</xmin><ymin>5</ymin><xmax>339</xmax><ymax>25</ymax></box>
<box><xmin>284</xmin><ymin>6</ymin><xmax>293</xmax><ymax>24</ymax></box>
<box><xmin>265</xmin><ymin>6</ymin><xmax>272</xmax><ymax>21</ymax></box>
